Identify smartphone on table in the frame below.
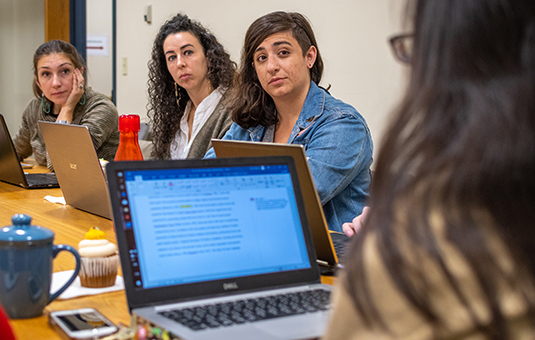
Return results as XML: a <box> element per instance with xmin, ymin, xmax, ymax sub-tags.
<box><xmin>49</xmin><ymin>308</ymin><xmax>118</xmax><ymax>339</ymax></box>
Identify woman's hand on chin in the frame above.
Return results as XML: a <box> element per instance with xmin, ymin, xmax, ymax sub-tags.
<box><xmin>58</xmin><ymin>68</ymin><xmax>85</xmax><ymax>122</ymax></box>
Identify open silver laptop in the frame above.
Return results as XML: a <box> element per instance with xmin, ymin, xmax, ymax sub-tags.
<box><xmin>38</xmin><ymin>121</ymin><xmax>112</xmax><ymax>219</ymax></box>
<box><xmin>106</xmin><ymin>156</ymin><xmax>332</xmax><ymax>340</ymax></box>
<box><xmin>212</xmin><ymin>139</ymin><xmax>349</xmax><ymax>270</ymax></box>
<box><xmin>0</xmin><ymin>114</ymin><xmax>58</xmax><ymax>188</ymax></box>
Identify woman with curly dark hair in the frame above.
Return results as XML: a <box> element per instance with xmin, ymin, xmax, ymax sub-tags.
<box><xmin>147</xmin><ymin>13</ymin><xmax>236</xmax><ymax>159</ymax></box>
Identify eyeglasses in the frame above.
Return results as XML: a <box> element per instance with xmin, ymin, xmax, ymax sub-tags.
<box><xmin>388</xmin><ymin>34</ymin><xmax>413</xmax><ymax>64</ymax></box>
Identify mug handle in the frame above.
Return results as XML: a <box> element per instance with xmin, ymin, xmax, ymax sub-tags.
<box><xmin>48</xmin><ymin>244</ymin><xmax>81</xmax><ymax>304</ymax></box>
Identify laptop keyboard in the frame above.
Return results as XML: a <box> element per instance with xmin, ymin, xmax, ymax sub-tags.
<box><xmin>26</xmin><ymin>173</ymin><xmax>58</xmax><ymax>187</ymax></box>
<box><xmin>330</xmin><ymin>232</ymin><xmax>350</xmax><ymax>263</ymax></box>
<box><xmin>333</xmin><ymin>242</ymin><xmax>346</xmax><ymax>258</ymax></box>
<box><xmin>158</xmin><ymin>289</ymin><xmax>331</xmax><ymax>331</ymax></box>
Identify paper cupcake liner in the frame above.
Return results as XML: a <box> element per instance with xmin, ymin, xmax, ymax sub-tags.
<box><xmin>79</xmin><ymin>253</ymin><xmax>119</xmax><ymax>288</ymax></box>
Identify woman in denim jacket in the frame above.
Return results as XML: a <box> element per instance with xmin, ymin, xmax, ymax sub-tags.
<box><xmin>206</xmin><ymin>11</ymin><xmax>373</xmax><ymax>232</ymax></box>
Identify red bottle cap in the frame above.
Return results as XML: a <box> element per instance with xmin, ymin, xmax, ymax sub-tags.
<box><xmin>118</xmin><ymin>114</ymin><xmax>140</xmax><ymax>132</ymax></box>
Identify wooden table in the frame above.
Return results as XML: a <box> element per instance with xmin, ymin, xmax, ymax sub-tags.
<box><xmin>1</xmin><ymin>164</ymin><xmax>335</xmax><ymax>339</ymax></box>
<box><xmin>1</xmin><ymin>165</ymin><xmax>129</xmax><ymax>339</ymax></box>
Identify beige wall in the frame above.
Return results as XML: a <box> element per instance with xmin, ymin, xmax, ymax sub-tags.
<box><xmin>116</xmin><ymin>0</ymin><xmax>409</xmax><ymax>158</ymax></box>
<box><xmin>0</xmin><ymin>0</ymin><xmax>44</xmax><ymax>134</ymax></box>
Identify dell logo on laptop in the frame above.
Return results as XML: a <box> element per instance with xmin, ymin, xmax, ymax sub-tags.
<box><xmin>223</xmin><ymin>282</ymin><xmax>239</xmax><ymax>290</ymax></box>
<box><xmin>69</xmin><ymin>163</ymin><xmax>77</xmax><ymax>170</ymax></box>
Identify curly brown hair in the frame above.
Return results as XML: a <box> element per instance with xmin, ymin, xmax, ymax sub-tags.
<box><xmin>147</xmin><ymin>13</ymin><xmax>236</xmax><ymax>159</ymax></box>
<box><xmin>228</xmin><ymin>11</ymin><xmax>324</xmax><ymax>129</ymax></box>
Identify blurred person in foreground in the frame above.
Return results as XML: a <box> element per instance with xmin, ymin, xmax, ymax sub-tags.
<box><xmin>326</xmin><ymin>0</ymin><xmax>535</xmax><ymax>338</ymax></box>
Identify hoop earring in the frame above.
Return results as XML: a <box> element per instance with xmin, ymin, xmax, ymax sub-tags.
<box><xmin>78</xmin><ymin>91</ymin><xmax>86</xmax><ymax>105</ymax></box>
<box><xmin>41</xmin><ymin>96</ymin><xmax>51</xmax><ymax>114</ymax></box>
<box><xmin>174</xmin><ymin>82</ymin><xmax>182</xmax><ymax>106</ymax></box>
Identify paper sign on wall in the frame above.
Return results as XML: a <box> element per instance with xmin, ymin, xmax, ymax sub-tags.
<box><xmin>87</xmin><ymin>35</ymin><xmax>109</xmax><ymax>56</ymax></box>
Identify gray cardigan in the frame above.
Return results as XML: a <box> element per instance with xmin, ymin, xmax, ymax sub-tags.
<box><xmin>185</xmin><ymin>96</ymin><xmax>233</xmax><ymax>159</ymax></box>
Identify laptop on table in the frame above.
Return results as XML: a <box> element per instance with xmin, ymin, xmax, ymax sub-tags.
<box><xmin>106</xmin><ymin>157</ymin><xmax>332</xmax><ymax>340</ymax></box>
<box><xmin>212</xmin><ymin>139</ymin><xmax>350</xmax><ymax>270</ymax></box>
<box><xmin>38</xmin><ymin>121</ymin><xmax>112</xmax><ymax>219</ymax></box>
<box><xmin>0</xmin><ymin>114</ymin><xmax>58</xmax><ymax>188</ymax></box>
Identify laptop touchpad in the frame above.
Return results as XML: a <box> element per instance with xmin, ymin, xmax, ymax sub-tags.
<box><xmin>255</xmin><ymin>312</ymin><xmax>329</xmax><ymax>339</ymax></box>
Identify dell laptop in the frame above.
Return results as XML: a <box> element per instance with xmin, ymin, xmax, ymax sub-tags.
<box><xmin>106</xmin><ymin>156</ymin><xmax>332</xmax><ymax>340</ymax></box>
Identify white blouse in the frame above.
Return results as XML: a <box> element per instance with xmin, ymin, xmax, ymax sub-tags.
<box><xmin>170</xmin><ymin>87</ymin><xmax>224</xmax><ymax>159</ymax></box>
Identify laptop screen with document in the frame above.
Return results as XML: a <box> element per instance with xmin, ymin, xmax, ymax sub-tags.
<box><xmin>122</xmin><ymin>164</ymin><xmax>310</xmax><ymax>289</ymax></box>
<box><xmin>106</xmin><ymin>156</ymin><xmax>320</xmax><ymax>311</ymax></box>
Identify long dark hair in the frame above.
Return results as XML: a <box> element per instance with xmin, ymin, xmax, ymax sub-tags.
<box><xmin>147</xmin><ymin>13</ymin><xmax>236</xmax><ymax>159</ymax></box>
<box><xmin>345</xmin><ymin>0</ymin><xmax>535</xmax><ymax>337</ymax></box>
<box><xmin>229</xmin><ymin>11</ymin><xmax>324</xmax><ymax>129</ymax></box>
<box><xmin>32</xmin><ymin>39</ymin><xmax>87</xmax><ymax>98</ymax></box>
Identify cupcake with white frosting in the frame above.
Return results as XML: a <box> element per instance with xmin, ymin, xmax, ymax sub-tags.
<box><xmin>78</xmin><ymin>227</ymin><xmax>119</xmax><ymax>288</ymax></box>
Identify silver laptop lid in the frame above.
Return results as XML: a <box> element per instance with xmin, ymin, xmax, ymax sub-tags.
<box><xmin>38</xmin><ymin>121</ymin><xmax>111</xmax><ymax>219</ymax></box>
<box><xmin>212</xmin><ymin>139</ymin><xmax>342</xmax><ymax>267</ymax></box>
<box><xmin>0</xmin><ymin>114</ymin><xmax>58</xmax><ymax>188</ymax></box>
<box><xmin>0</xmin><ymin>114</ymin><xmax>28</xmax><ymax>186</ymax></box>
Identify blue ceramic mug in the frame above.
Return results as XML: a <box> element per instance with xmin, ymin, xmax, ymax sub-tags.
<box><xmin>0</xmin><ymin>214</ymin><xmax>81</xmax><ymax>319</ymax></box>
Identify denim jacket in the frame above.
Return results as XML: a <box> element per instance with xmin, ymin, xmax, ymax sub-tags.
<box><xmin>205</xmin><ymin>81</ymin><xmax>373</xmax><ymax>232</ymax></box>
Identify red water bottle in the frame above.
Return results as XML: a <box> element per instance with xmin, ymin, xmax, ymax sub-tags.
<box><xmin>114</xmin><ymin>114</ymin><xmax>143</xmax><ymax>161</ymax></box>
